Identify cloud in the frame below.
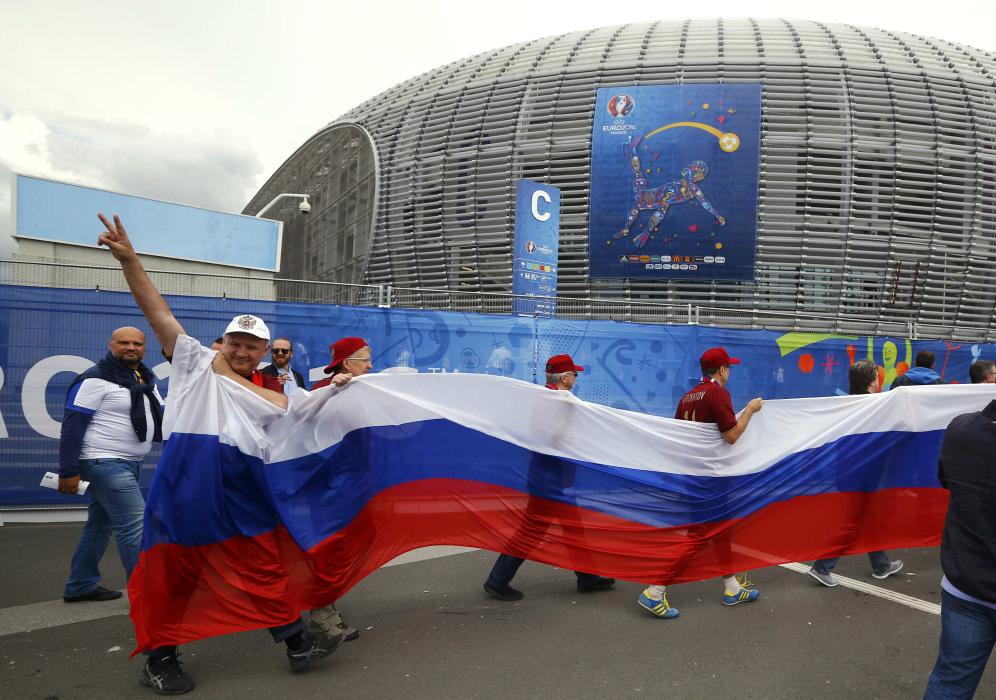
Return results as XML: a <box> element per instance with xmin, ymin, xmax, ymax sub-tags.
<box><xmin>0</xmin><ymin>109</ymin><xmax>262</xmax><ymax>254</ymax></box>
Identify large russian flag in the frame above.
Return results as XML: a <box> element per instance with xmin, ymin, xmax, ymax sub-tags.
<box><xmin>128</xmin><ymin>340</ymin><xmax>994</xmax><ymax>652</ymax></box>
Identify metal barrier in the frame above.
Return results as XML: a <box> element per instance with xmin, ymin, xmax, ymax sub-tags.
<box><xmin>0</xmin><ymin>259</ymin><xmax>979</xmax><ymax>341</ymax></box>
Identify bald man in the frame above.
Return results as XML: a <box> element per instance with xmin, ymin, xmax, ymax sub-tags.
<box><xmin>60</xmin><ymin>326</ymin><xmax>164</xmax><ymax>603</ymax></box>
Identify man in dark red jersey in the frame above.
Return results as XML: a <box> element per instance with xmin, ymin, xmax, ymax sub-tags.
<box><xmin>674</xmin><ymin>347</ymin><xmax>762</xmax><ymax>443</ymax></box>
<box><xmin>482</xmin><ymin>353</ymin><xmax>615</xmax><ymax>601</ymax></box>
<box><xmin>637</xmin><ymin>347</ymin><xmax>763</xmax><ymax>619</ymax></box>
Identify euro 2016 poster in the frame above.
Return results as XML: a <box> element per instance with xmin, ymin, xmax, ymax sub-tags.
<box><xmin>588</xmin><ymin>84</ymin><xmax>762</xmax><ymax>280</ymax></box>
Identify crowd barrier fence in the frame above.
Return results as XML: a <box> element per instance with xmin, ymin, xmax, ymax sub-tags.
<box><xmin>1</xmin><ymin>261</ymin><xmax>991</xmax><ymax>508</ymax></box>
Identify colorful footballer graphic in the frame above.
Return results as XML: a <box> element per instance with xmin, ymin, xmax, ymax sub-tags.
<box><xmin>588</xmin><ymin>84</ymin><xmax>762</xmax><ymax>280</ymax></box>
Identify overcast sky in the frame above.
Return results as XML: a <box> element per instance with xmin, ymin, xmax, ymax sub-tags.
<box><xmin>2</xmin><ymin>0</ymin><xmax>994</xmax><ymax>248</ymax></box>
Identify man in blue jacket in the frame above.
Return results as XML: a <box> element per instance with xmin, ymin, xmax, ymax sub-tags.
<box><xmin>59</xmin><ymin>327</ymin><xmax>163</xmax><ymax>603</ymax></box>
<box><xmin>891</xmin><ymin>350</ymin><xmax>945</xmax><ymax>389</ymax></box>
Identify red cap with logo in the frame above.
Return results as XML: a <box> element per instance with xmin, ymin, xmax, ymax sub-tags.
<box><xmin>546</xmin><ymin>354</ymin><xmax>584</xmax><ymax>374</ymax></box>
<box><xmin>324</xmin><ymin>336</ymin><xmax>369</xmax><ymax>373</ymax></box>
<box><xmin>700</xmin><ymin>347</ymin><xmax>740</xmax><ymax>370</ymax></box>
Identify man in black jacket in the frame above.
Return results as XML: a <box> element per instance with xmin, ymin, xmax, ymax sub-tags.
<box><xmin>261</xmin><ymin>337</ymin><xmax>304</xmax><ymax>394</ymax></box>
<box><xmin>924</xmin><ymin>401</ymin><xmax>996</xmax><ymax>698</ymax></box>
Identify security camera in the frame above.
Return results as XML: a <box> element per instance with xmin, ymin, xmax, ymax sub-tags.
<box><xmin>299</xmin><ymin>197</ymin><xmax>312</xmax><ymax>214</ymax></box>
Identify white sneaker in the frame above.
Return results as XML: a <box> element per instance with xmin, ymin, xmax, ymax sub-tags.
<box><xmin>808</xmin><ymin>567</ymin><xmax>838</xmax><ymax>587</ymax></box>
<box><xmin>872</xmin><ymin>560</ymin><xmax>904</xmax><ymax>580</ymax></box>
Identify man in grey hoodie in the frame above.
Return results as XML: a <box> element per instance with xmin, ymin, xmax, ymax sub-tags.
<box><xmin>891</xmin><ymin>350</ymin><xmax>945</xmax><ymax>389</ymax></box>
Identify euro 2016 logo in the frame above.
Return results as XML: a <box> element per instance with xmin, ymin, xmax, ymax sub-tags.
<box><xmin>607</xmin><ymin>94</ymin><xmax>635</xmax><ymax>118</ymax></box>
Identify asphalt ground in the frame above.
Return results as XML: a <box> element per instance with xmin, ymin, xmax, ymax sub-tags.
<box><xmin>2</xmin><ymin>522</ymin><xmax>994</xmax><ymax>699</ymax></box>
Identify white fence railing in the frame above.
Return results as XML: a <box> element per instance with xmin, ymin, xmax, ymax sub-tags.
<box><xmin>0</xmin><ymin>260</ymin><xmax>971</xmax><ymax>341</ymax></box>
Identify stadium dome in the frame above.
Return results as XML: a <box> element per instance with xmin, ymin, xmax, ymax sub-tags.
<box><xmin>245</xmin><ymin>18</ymin><xmax>996</xmax><ymax>340</ymax></box>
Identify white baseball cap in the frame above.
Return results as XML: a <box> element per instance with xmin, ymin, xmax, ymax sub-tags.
<box><xmin>224</xmin><ymin>314</ymin><xmax>270</xmax><ymax>341</ymax></box>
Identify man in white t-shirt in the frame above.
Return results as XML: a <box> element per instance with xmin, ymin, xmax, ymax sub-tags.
<box><xmin>59</xmin><ymin>326</ymin><xmax>164</xmax><ymax>603</ymax></box>
<box><xmin>96</xmin><ymin>213</ymin><xmax>352</xmax><ymax>695</ymax></box>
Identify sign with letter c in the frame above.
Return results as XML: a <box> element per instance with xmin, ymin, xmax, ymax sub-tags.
<box><xmin>531</xmin><ymin>190</ymin><xmax>552</xmax><ymax>222</ymax></box>
<box><xmin>513</xmin><ymin>180</ymin><xmax>560</xmax><ymax>317</ymax></box>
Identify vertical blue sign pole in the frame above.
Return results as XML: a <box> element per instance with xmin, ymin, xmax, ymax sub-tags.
<box><xmin>512</xmin><ymin>180</ymin><xmax>560</xmax><ymax>317</ymax></box>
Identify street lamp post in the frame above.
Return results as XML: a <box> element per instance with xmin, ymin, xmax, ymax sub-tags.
<box><xmin>254</xmin><ymin>193</ymin><xmax>311</xmax><ymax>218</ymax></box>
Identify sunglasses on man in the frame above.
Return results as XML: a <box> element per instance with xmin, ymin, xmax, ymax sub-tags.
<box><xmin>272</xmin><ymin>348</ymin><xmax>291</xmax><ymax>355</ymax></box>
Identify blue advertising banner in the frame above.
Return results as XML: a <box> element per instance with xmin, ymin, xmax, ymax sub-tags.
<box><xmin>0</xmin><ymin>283</ymin><xmax>991</xmax><ymax>506</ymax></box>
<box><xmin>14</xmin><ymin>174</ymin><xmax>282</xmax><ymax>271</ymax></box>
<box><xmin>588</xmin><ymin>84</ymin><xmax>762</xmax><ymax>280</ymax></box>
<box><xmin>512</xmin><ymin>179</ymin><xmax>560</xmax><ymax>317</ymax></box>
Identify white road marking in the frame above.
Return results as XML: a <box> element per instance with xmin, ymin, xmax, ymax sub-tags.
<box><xmin>0</xmin><ymin>546</ymin><xmax>479</xmax><ymax>637</ymax></box>
<box><xmin>779</xmin><ymin>562</ymin><xmax>941</xmax><ymax>615</ymax></box>
<box><xmin>382</xmin><ymin>545</ymin><xmax>477</xmax><ymax>567</ymax></box>
<box><xmin>0</xmin><ymin>593</ymin><xmax>129</xmax><ymax>637</ymax></box>
<box><xmin>0</xmin><ymin>549</ymin><xmax>941</xmax><ymax>638</ymax></box>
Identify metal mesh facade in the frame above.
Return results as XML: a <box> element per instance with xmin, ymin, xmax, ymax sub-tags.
<box><xmin>248</xmin><ymin>125</ymin><xmax>377</xmax><ymax>299</ymax></box>
<box><xmin>245</xmin><ymin>18</ymin><xmax>996</xmax><ymax>340</ymax></box>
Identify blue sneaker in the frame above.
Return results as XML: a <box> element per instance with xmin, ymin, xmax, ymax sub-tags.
<box><xmin>637</xmin><ymin>590</ymin><xmax>680</xmax><ymax>619</ymax></box>
<box><xmin>722</xmin><ymin>587</ymin><xmax>760</xmax><ymax>606</ymax></box>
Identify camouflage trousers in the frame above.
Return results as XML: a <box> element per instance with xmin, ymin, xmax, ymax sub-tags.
<box><xmin>303</xmin><ymin>603</ymin><xmax>346</xmax><ymax>638</ymax></box>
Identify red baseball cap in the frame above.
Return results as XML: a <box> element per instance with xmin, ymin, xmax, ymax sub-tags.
<box><xmin>546</xmin><ymin>354</ymin><xmax>584</xmax><ymax>374</ymax></box>
<box><xmin>324</xmin><ymin>336</ymin><xmax>369</xmax><ymax>373</ymax></box>
<box><xmin>700</xmin><ymin>347</ymin><xmax>740</xmax><ymax>370</ymax></box>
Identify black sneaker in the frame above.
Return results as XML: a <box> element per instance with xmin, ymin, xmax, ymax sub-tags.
<box><xmin>577</xmin><ymin>577</ymin><xmax>616</xmax><ymax>593</ymax></box>
<box><xmin>287</xmin><ymin>631</ymin><xmax>343</xmax><ymax>673</ymax></box>
<box><xmin>140</xmin><ymin>653</ymin><xmax>195</xmax><ymax>695</ymax></box>
<box><xmin>63</xmin><ymin>585</ymin><xmax>123</xmax><ymax>603</ymax></box>
<box><xmin>483</xmin><ymin>582</ymin><xmax>524</xmax><ymax>601</ymax></box>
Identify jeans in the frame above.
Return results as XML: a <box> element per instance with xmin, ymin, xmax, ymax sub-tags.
<box><xmin>268</xmin><ymin>619</ymin><xmax>305</xmax><ymax>643</ymax></box>
<box><xmin>64</xmin><ymin>458</ymin><xmax>145</xmax><ymax>598</ymax></box>
<box><xmin>486</xmin><ymin>554</ymin><xmax>600</xmax><ymax>589</ymax></box>
<box><xmin>924</xmin><ymin>590</ymin><xmax>996</xmax><ymax>699</ymax></box>
<box><xmin>812</xmin><ymin>551</ymin><xmax>891</xmax><ymax>576</ymax></box>
<box><xmin>145</xmin><ymin>620</ymin><xmax>305</xmax><ymax>659</ymax></box>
